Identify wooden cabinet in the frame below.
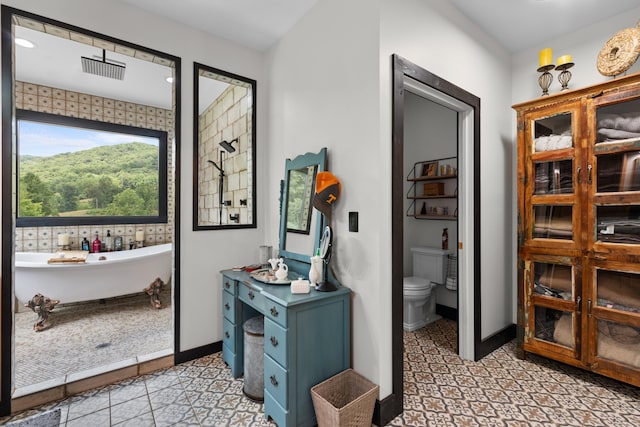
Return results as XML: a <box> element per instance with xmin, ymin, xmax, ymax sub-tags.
<box><xmin>221</xmin><ymin>270</ymin><xmax>351</xmax><ymax>427</ymax></box>
<box><xmin>514</xmin><ymin>74</ymin><xmax>640</xmax><ymax>387</ymax></box>
<box><xmin>406</xmin><ymin>157</ymin><xmax>457</xmax><ymax>220</ymax></box>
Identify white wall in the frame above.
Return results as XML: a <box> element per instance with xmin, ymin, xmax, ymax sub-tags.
<box><xmin>512</xmin><ymin>7</ymin><xmax>640</xmax><ymax>103</ymax></box>
<box><xmin>1</xmin><ymin>0</ymin><xmax>267</xmax><ymax>352</ymax></box>
<box><xmin>266</xmin><ymin>0</ymin><xmax>386</xmax><ymax>392</ymax></box>
<box><xmin>380</xmin><ymin>0</ymin><xmax>515</xmax><ymax>344</ymax></box>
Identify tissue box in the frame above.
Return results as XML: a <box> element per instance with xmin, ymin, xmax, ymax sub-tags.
<box><xmin>291</xmin><ymin>279</ymin><xmax>311</xmax><ymax>294</ymax></box>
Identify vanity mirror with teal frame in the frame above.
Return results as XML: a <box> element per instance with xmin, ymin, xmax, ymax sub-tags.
<box><xmin>278</xmin><ymin>148</ymin><xmax>326</xmax><ymax>275</ymax></box>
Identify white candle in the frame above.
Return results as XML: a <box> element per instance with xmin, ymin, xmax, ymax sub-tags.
<box><xmin>135</xmin><ymin>231</ymin><xmax>145</xmax><ymax>241</ymax></box>
<box><xmin>58</xmin><ymin>233</ymin><xmax>69</xmax><ymax>246</ymax></box>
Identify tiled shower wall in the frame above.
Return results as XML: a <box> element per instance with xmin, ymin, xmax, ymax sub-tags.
<box><xmin>14</xmin><ymin>81</ymin><xmax>175</xmax><ymax>252</ymax></box>
<box><xmin>197</xmin><ymin>84</ymin><xmax>252</xmax><ymax>225</ymax></box>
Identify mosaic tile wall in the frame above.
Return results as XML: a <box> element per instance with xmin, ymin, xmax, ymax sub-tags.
<box><xmin>197</xmin><ymin>84</ymin><xmax>253</xmax><ymax>225</ymax></box>
<box><xmin>14</xmin><ymin>81</ymin><xmax>175</xmax><ymax>252</ymax></box>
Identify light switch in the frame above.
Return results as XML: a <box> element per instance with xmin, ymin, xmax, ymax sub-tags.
<box><xmin>349</xmin><ymin>212</ymin><xmax>358</xmax><ymax>232</ymax></box>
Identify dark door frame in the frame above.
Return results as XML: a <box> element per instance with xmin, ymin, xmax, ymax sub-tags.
<box><xmin>377</xmin><ymin>54</ymin><xmax>514</xmax><ymax>426</ymax></box>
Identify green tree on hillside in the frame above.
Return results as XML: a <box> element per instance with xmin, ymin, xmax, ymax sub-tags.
<box><xmin>18</xmin><ymin>142</ymin><xmax>161</xmax><ymax>217</ymax></box>
<box><xmin>20</xmin><ymin>172</ymin><xmax>58</xmax><ymax>216</ymax></box>
<box><xmin>85</xmin><ymin>176</ymin><xmax>121</xmax><ymax>209</ymax></box>
<box><xmin>103</xmin><ymin>189</ymin><xmax>146</xmax><ymax>216</ymax></box>
<box><xmin>18</xmin><ymin>186</ymin><xmax>44</xmax><ymax>217</ymax></box>
<box><xmin>55</xmin><ymin>181</ymin><xmax>80</xmax><ymax>212</ymax></box>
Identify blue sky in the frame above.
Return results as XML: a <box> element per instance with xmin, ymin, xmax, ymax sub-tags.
<box><xmin>18</xmin><ymin>120</ymin><xmax>158</xmax><ymax>157</ymax></box>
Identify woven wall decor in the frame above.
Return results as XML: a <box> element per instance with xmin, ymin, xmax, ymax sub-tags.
<box><xmin>597</xmin><ymin>20</ymin><xmax>640</xmax><ymax>77</ymax></box>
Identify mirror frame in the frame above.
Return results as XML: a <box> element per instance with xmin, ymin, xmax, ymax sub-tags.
<box><xmin>192</xmin><ymin>62</ymin><xmax>257</xmax><ymax>230</ymax></box>
<box><xmin>279</xmin><ymin>148</ymin><xmax>327</xmax><ymax>266</ymax></box>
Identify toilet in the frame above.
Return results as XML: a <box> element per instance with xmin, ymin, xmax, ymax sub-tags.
<box><xmin>403</xmin><ymin>247</ymin><xmax>449</xmax><ymax>331</ymax></box>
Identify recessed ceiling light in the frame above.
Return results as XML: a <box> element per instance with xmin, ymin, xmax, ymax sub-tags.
<box><xmin>165</xmin><ymin>76</ymin><xmax>174</xmax><ymax>83</ymax></box>
<box><xmin>15</xmin><ymin>38</ymin><xmax>35</xmax><ymax>48</ymax></box>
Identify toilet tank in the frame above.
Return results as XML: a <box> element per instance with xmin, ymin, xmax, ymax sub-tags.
<box><xmin>411</xmin><ymin>247</ymin><xmax>450</xmax><ymax>285</ymax></box>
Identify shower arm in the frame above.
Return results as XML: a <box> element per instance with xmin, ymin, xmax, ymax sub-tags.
<box><xmin>208</xmin><ymin>150</ymin><xmax>227</xmax><ymax>223</ymax></box>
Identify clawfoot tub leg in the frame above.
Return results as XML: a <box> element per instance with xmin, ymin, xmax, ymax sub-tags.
<box><xmin>143</xmin><ymin>278</ymin><xmax>165</xmax><ymax>309</ymax></box>
<box><xmin>25</xmin><ymin>293</ymin><xmax>60</xmax><ymax>332</ymax></box>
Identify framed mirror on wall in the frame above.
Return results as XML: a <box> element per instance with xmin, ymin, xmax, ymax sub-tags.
<box><xmin>193</xmin><ymin>62</ymin><xmax>256</xmax><ymax>230</ymax></box>
<box><xmin>286</xmin><ymin>164</ymin><xmax>317</xmax><ymax>234</ymax></box>
<box><xmin>279</xmin><ymin>148</ymin><xmax>327</xmax><ymax>267</ymax></box>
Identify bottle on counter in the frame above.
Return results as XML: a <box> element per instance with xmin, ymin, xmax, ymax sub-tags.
<box><xmin>81</xmin><ymin>237</ymin><xmax>90</xmax><ymax>251</ymax></box>
<box><xmin>105</xmin><ymin>230</ymin><xmax>112</xmax><ymax>252</ymax></box>
<box><xmin>442</xmin><ymin>228</ymin><xmax>448</xmax><ymax>250</ymax></box>
<box><xmin>92</xmin><ymin>233</ymin><xmax>101</xmax><ymax>253</ymax></box>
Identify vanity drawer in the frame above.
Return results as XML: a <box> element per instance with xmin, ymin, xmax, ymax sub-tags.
<box><xmin>264</xmin><ymin>355</ymin><xmax>288</xmax><ymax>409</ymax></box>
<box><xmin>222</xmin><ymin>317</ymin><xmax>236</xmax><ymax>351</ymax></box>
<box><xmin>239</xmin><ymin>283</ymin><xmax>265</xmax><ymax>312</ymax></box>
<box><xmin>264</xmin><ymin>391</ymin><xmax>288</xmax><ymax>427</ymax></box>
<box><xmin>222</xmin><ymin>290</ymin><xmax>235</xmax><ymax>321</ymax></box>
<box><xmin>222</xmin><ymin>343</ymin><xmax>241</xmax><ymax>379</ymax></box>
<box><xmin>264</xmin><ymin>318</ymin><xmax>287</xmax><ymax>366</ymax></box>
<box><xmin>265</xmin><ymin>300</ymin><xmax>287</xmax><ymax>327</ymax></box>
<box><xmin>222</xmin><ymin>275</ymin><xmax>236</xmax><ymax>295</ymax></box>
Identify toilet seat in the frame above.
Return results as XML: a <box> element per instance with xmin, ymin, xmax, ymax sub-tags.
<box><xmin>403</xmin><ymin>276</ymin><xmax>431</xmax><ymax>291</ymax></box>
<box><xmin>403</xmin><ymin>277</ymin><xmax>432</xmax><ymax>299</ymax></box>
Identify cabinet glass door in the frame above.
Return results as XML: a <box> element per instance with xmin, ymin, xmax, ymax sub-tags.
<box><xmin>533</xmin><ymin>205</ymin><xmax>573</xmax><ymax>240</ymax></box>
<box><xmin>590</xmin><ymin>268</ymin><xmax>640</xmax><ymax>371</ymax></box>
<box><xmin>531</xmin><ymin>113</ymin><xmax>573</xmax><ymax>153</ymax></box>
<box><xmin>534</xmin><ymin>160</ymin><xmax>573</xmax><ymax>195</ymax></box>
<box><xmin>592</xmin><ymin>96</ymin><xmax>640</xmax><ymax>250</ymax></box>
<box><xmin>524</xmin><ymin>260</ymin><xmax>580</xmax><ymax>359</ymax></box>
<box><xmin>524</xmin><ymin>106</ymin><xmax>581</xmax><ymax>250</ymax></box>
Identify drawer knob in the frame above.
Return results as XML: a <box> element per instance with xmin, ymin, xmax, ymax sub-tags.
<box><xmin>224</xmin><ymin>303</ymin><xmax>230</xmax><ymax>310</ymax></box>
<box><xmin>225</xmin><ymin>331</ymin><xmax>230</xmax><ymax>339</ymax></box>
<box><xmin>248</xmin><ymin>290</ymin><xmax>255</xmax><ymax>300</ymax></box>
<box><xmin>270</xmin><ymin>306</ymin><xmax>279</xmax><ymax>317</ymax></box>
<box><xmin>270</xmin><ymin>375</ymin><xmax>278</xmax><ymax>387</ymax></box>
<box><xmin>225</xmin><ymin>282</ymin><xmax>231</xmax><ymax>289</ymax></box>
<box><xmin>270</xmin><ymin>336</ymin><xmax>278</xmax><ymax>347</ymax></box>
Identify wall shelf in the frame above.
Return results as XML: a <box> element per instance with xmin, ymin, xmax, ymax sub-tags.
<box><xmin>406</xmin><ymin>157</ymin><xmax>457</xmax><ymax>220</ymax></box>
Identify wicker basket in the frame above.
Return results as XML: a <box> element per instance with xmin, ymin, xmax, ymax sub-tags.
<box><xmin>311</xmin><ymin>369</ymin><xmax>379</xmax><ymax>427</ymax></box>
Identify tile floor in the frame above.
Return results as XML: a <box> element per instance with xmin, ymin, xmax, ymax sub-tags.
<box><xmin>2</xmin><ymin>318</ymin><xmax>639</xmax><ymax>426</ymax></box>
<box><xmin>14</xmin><ymin>286</ymin><xmax>172</xmax><ymax>391</ymax></box>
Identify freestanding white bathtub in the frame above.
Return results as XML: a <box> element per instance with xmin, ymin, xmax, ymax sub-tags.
<box><xmin>15</xmin><ymin>243</ymin><xmax>172</xmax><ymax>305</ymax></box>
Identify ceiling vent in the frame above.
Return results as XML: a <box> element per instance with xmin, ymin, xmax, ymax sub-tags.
<box><xmin>81</xmin><ymin>49</ymin><xmax>125</xmax><ymax>80</ymax></box>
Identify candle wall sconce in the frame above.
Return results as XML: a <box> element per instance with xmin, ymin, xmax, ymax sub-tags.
<box><xmin>537</xmin><ymin>47</ymin><xmax>554</xmax><ymax>96</ymax></box>
<box><xmin>555</xmin><ymin>55</ymin><xmax>574</xmax><ymax>91</ymax></box>
<box><xmin>240</xmin><ymin>199</ymin><xmax>247</xmax><ymax>206</ymax></box>
<box><xmin>537</xmin><ymin>64</ymin><xmax>554</xmax><ymax>96</ymax></box>
<box><xmin>229</xmin><ymin>214</ymin><xmax>239</xmax><ymax>223</ymax></box>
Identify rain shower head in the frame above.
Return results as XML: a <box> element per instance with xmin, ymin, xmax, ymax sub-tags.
<box><xmin>81</xmin><ymin>49</ymin><xmax>126</xmax><ymax>80</ymax></box>
<box><xmin>219</xmin><ymin>138</ymin><xmax>238</xmax><ymax>153</ymax></box>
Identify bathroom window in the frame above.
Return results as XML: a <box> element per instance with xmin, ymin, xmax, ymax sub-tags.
<box><xmin>16</xmin><ymin>110</ymin><xmax>168</xmax><ymax>226</ymax></box>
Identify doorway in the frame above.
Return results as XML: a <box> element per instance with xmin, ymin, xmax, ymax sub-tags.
<box><xmin>1</xmin><ymin>6</ymin><xmax>181</xmax><ymax>413</ymax></box>
<box><xmin>402</xmin><ymin>91</ymin><xmax>460</xmax><ymax>341</ymax></box>
<box><xmin>382</xmin><ymin>54</ymin><xmax>481</xmax><ymax>425</ymax></box>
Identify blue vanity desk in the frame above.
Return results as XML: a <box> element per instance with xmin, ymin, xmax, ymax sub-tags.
<box><xmin>221</xmin><ymin>268</ymin><xmax>351</xmax><ymax>427</ymax></box>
